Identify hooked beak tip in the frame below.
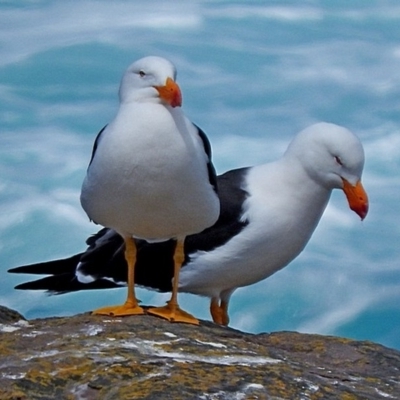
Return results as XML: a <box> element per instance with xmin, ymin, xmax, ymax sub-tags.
<box><xmin>154</xmin><ymin>77</ymin><xmax>182</xmax><ymax>108</ymax></box>
<box><xmin>342</xmin><ymin>178</ymin><xmax>369</xmax><ymax>221</ymax></box>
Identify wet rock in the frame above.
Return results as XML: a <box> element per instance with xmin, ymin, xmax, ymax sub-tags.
<box><xmin>0</xmin><ymin>305</ymin><xmax>399</xmax><ymax>399</ymax></box>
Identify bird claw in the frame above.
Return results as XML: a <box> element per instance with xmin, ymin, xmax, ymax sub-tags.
<box><xmin>147</xmin><ymin>302</ymin><xmax>199</xmax><ymax>325</ymax></box>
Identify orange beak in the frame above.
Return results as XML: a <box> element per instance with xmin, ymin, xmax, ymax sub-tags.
<box><xmin>342</xmin><ymin>178</ymin><xmax>369</xmax><ymax>220</ymax></box>
<box><xmin>154</xmin><ymin>77</ymin><xmax>182</xmax><ymax>108</ymax></box>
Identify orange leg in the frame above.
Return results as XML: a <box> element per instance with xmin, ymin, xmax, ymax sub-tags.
<box><xmin>220</xmin><ymin>299</ymin><xmax>230</xmax><ymax>326</ymax></box>
<box><xmin>92</xmin><ymin>236</ymin><xmax>144</xmax><ymax>316</ymax></box>
<box><xmin>147</xmin><ymin>239</ymin><xmax>199</xmax><ymax>325</ymax></box>
<box><xmin>210</xmin><ymin>297</ymin><xmax>230</xmax><ymax>326</ymax></box>
<box><xmin>210</xmin><ymin>297</ymin><xmax>223</xmax><ymax>325</ymax></box>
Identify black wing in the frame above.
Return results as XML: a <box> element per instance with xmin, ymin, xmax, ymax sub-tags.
<box><xmin>194</xmin><ymin>123</ymin><xmax>218</xmax><ymax>193</ymax></box>
<box><xmin>9</xmin><ymin>228</ymin><xmax>124</xmax><ymax>293</ymax></box>
<box><xmin>87</xmin><ymin>125</ymin><xmax>107</xmax><ymax>169</ymax></box>
<box><xmin>134</xmin><ymin>167</ymin><xmax>250</xmax><ymax>289</ymax></box>
<box><xmin>184</xmin><ymin>167</ymin><xmax>249</xmax><ymax>254</ymax></box>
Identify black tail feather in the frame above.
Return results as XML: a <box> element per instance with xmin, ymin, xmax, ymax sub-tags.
<box><xmin>8</xmin><ymin>239</ymin><xmax>176</xmax><ymax>294</ymax></box>
<box><xmin>14</xmin><ymin>273</ymin><xmax>121</xmax><ymax>294</ymax></box>
<box><xmin>8</xmin><ymin>254</ymin><xmax>83</xmax><ymax>276</ymax></box>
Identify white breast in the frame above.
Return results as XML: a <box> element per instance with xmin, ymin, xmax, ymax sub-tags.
<box><xmin>81</xmin><ymin>103</ymin><xmax>219</xmax><ymax>240</ymax></box>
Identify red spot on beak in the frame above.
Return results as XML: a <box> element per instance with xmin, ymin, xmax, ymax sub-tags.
<box><xmin>154</xmin><ymin>77</ymin><xmax>182</xmax><ymax>108</ymax></box>
<box><xmin>342</xmin><ymin>178</ymin><xmax>369</xmax><ymax>220</ymax></box>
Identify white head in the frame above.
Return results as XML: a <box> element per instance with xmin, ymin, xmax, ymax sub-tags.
<box><xmin>118</xmin><ymin>56</ymin><xmax>182</xmax><ymax>107</ymax></box>
<box><xmin>285</xmin><ymin>122</ymin><xmax>369</xmax><ymax>219</ymax></box>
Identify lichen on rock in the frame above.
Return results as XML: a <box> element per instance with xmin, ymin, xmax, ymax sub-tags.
<box><xmin>0</xmin><ymin>305</ymin><xmax>399</xmax><ymax>399</ymax></box>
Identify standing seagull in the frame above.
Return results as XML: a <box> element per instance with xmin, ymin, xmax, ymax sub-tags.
<box><xmin>10</xmin><ymin>123</ymin><xmax>368</xmax><ymax>326</ymax></box>
<box><xmin>77</xmin><ymin>56</ymin><xmax>219</xmax><ymax>324</ymax></box>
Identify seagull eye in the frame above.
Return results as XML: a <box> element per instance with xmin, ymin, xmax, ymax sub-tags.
<box><xmin>334</xmin><ymin>156</ymin><xmax>343</xmax><ymax>166</ymax></box>
<box><xmin>139</xmin><ymin>70</ymin><xmax>146</xmax><ymax>78</ymax></box>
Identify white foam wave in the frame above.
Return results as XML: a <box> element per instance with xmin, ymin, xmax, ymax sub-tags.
<box><xmin>212</xmin><ymin>133</ymin><xmax>287</xmax><ymax>173</ymax></box>
<box><xmin>208</xmin><ymin>5</ymin><xmax>323</xmax><ymax>21</ymax></box>
<box><xmin>0</xmin><ymin>1</ymin><xmax>203</xmax><ymax>66</ymax></box>
<box><xmin>0</xmin><ymin>127</ymin><xmax>95</xmax><ymax>262</ymax></box>
<box><xmin>208</xmin><ymin>4</ymin><xmax>400</xmax><ymax>23</ymax></box>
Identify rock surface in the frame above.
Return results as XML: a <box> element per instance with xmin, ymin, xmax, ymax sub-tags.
<box><xmin>0</xmin><ymin>305</ymin><xmax>399</xmax><ymax>399</ymax></box>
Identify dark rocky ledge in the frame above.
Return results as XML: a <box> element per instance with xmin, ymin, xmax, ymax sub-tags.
<box><xmin>0</xmin><ymin>305</ymin><xmax>399</xmax><ymax>399</ymax></box>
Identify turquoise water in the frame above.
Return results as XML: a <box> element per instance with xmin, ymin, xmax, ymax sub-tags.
<box><xmin>1</xmin><ymin>1</ymin><xmax>399</xmax><ymax>350</ymax></box>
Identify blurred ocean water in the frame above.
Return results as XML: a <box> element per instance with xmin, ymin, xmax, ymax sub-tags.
<box><xmin>0</xmin><ymin>1</ymin><xmax>399</xmax><ymax>350</ymax></box>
